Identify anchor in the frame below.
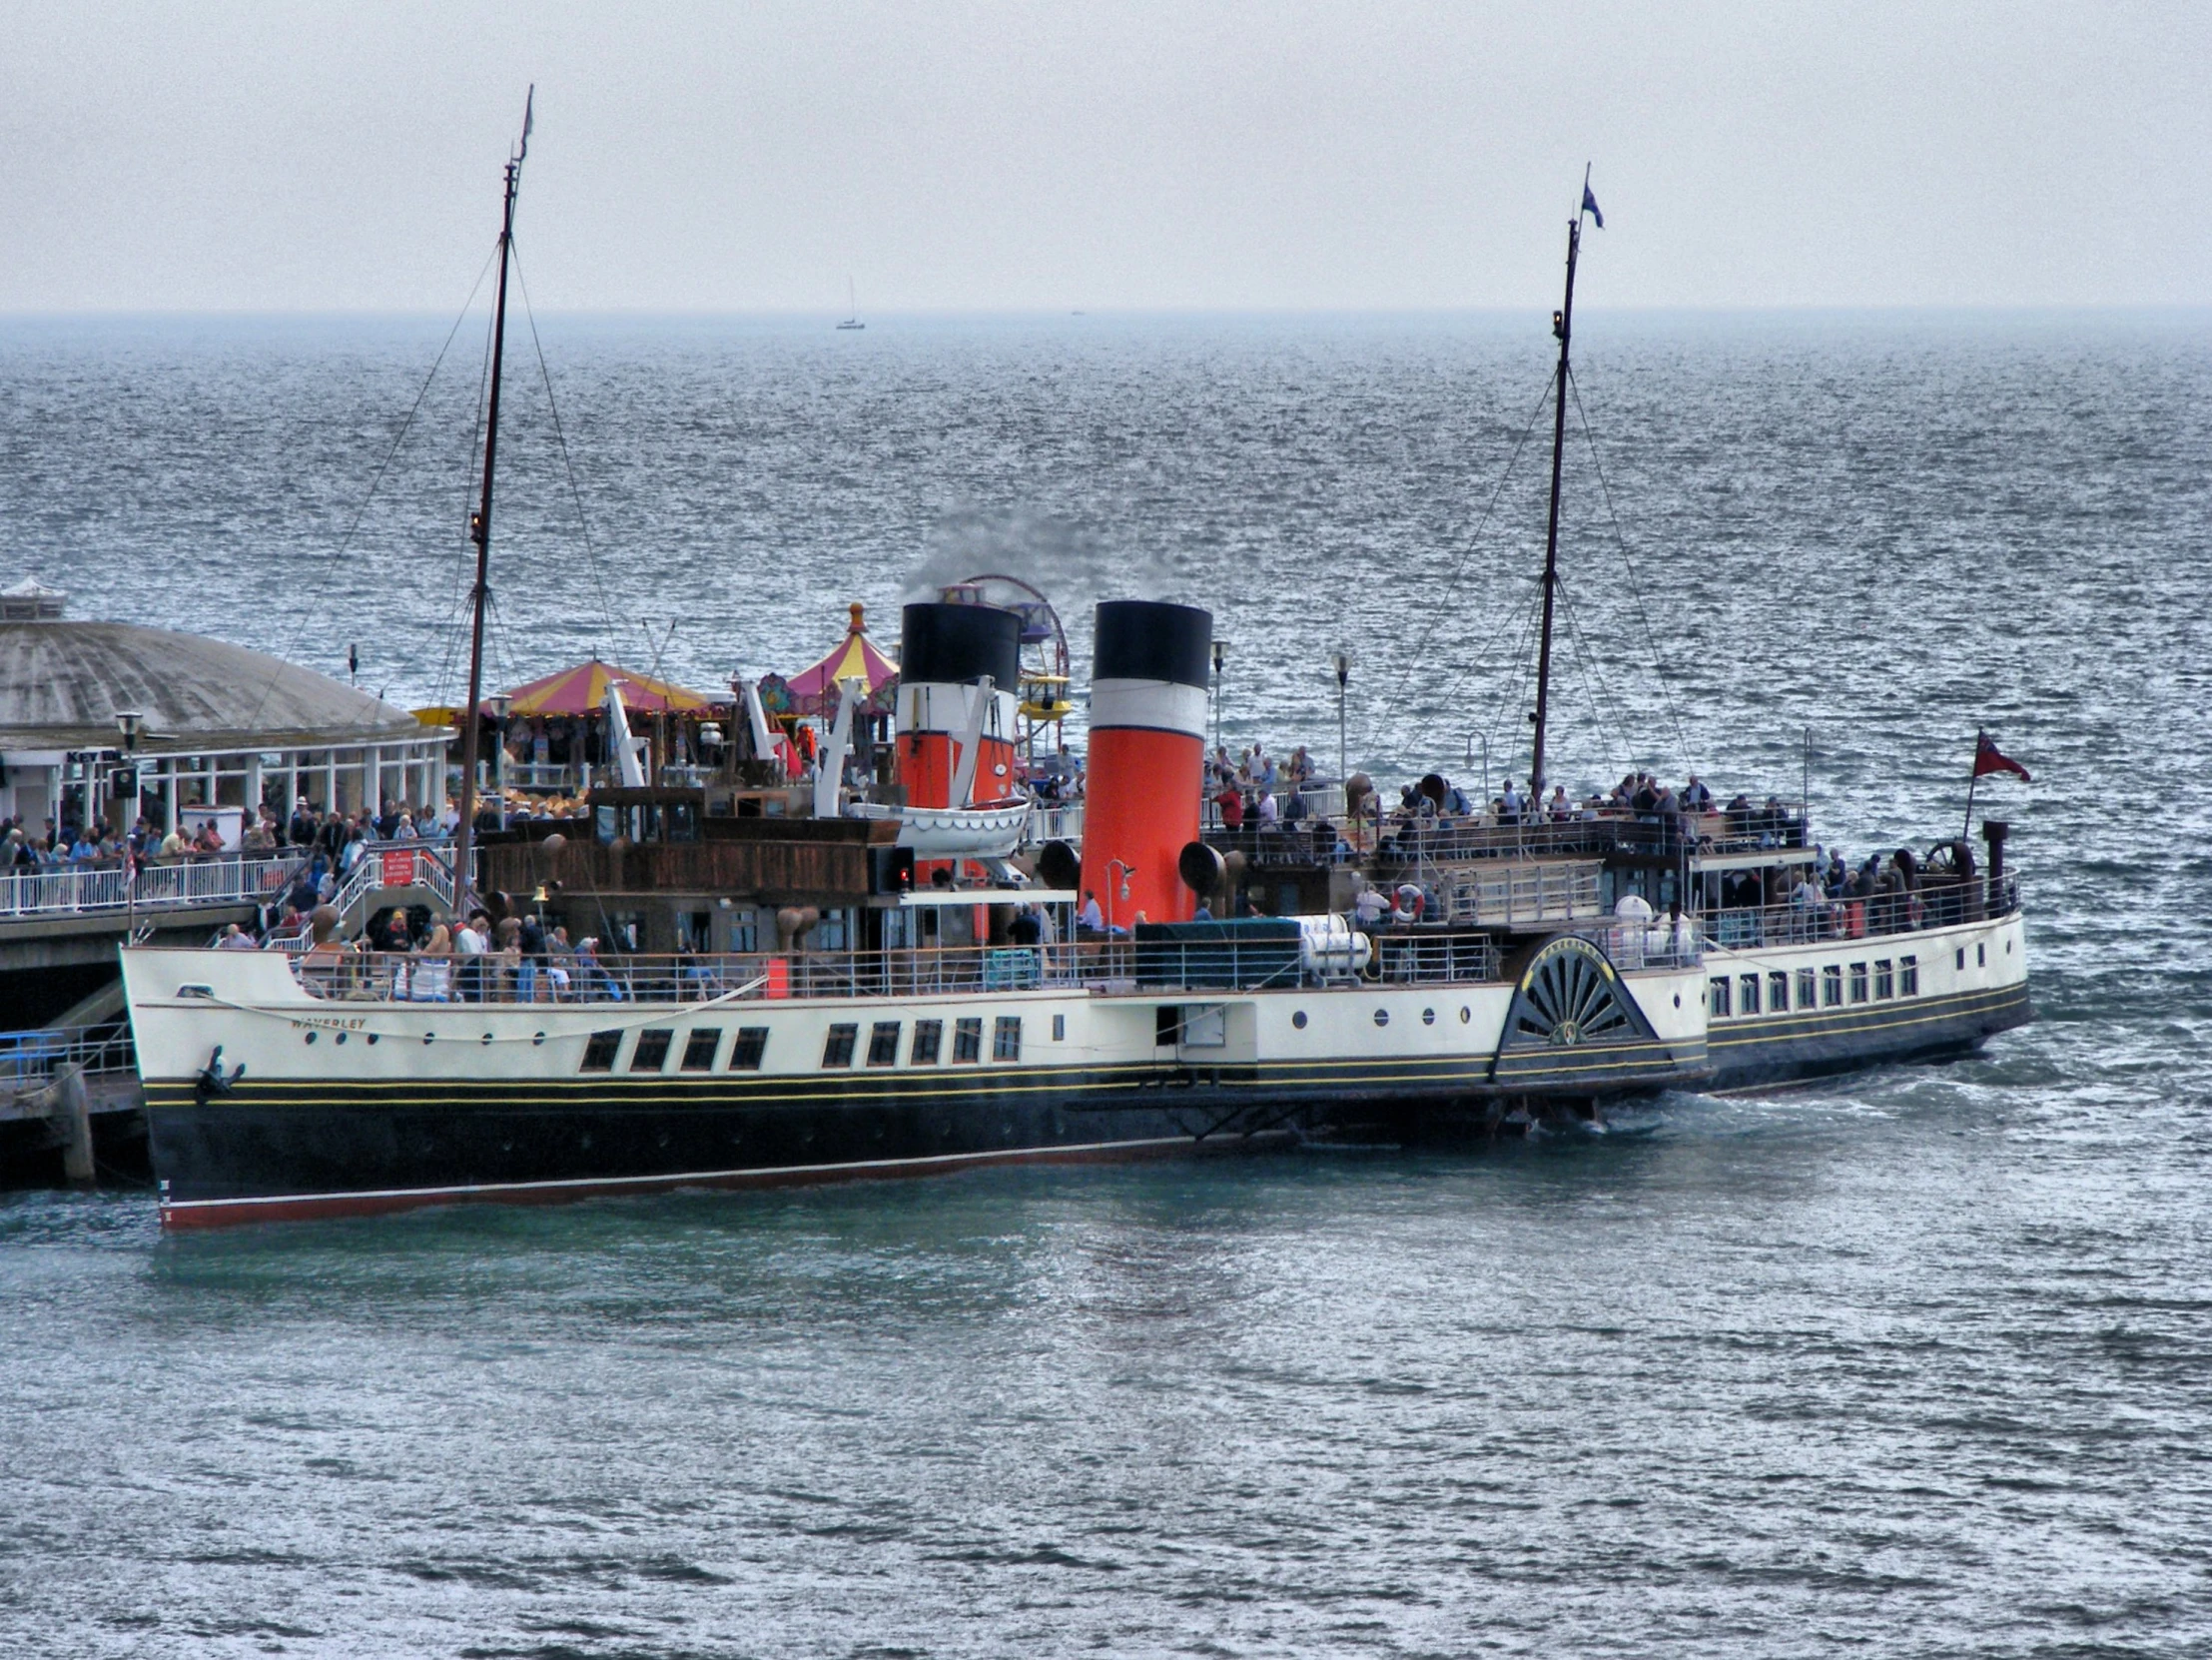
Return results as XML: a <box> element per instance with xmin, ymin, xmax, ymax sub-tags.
<box><xmin>195</xmin><ymin>1045</ymin><xmax>247</xmax><ymax>1106</ymax></box>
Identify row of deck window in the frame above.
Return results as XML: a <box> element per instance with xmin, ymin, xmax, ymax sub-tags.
<box><xmin>578</xmin><ymin>1016</ymin><xmax>1029</xmax><ymax>1075</ymax></box>
<box><xmin>1711</xmin><ymin>956</ymin><xmax>1918</xmax><ymax>1019</ymax></box>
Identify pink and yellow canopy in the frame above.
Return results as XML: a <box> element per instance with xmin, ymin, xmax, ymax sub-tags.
<box><xmin>487</xmin><ymin>658</ymin><xmax>716</xmax><ymax>718</ymax></box>
<box><xmin>786</xmin><ymin>603</ymin><xmax>899</xmax><ymax>712</ymax></box>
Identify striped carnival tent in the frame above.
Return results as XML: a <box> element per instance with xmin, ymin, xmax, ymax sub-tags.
<box><xmin>785</xmin><ymin>603</ymin><xmax>899</xmax><ymax>714</ymax></box>
<box><xmin>487</xmin><ymin>659</ymin><xmax>715</xmax><ymax>717</ymax></box>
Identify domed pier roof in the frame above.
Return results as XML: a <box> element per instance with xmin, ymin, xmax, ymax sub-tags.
<box><xmin>0</xmin><ymin>620</ymin><xmax>427</xmax><ymax>752</ymax></box>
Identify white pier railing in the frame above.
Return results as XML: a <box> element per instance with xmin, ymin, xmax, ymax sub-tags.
<box><xmin>0</xmin><ymin>853</ymin><xmax>306</xmax><ymax>923</ymax></box>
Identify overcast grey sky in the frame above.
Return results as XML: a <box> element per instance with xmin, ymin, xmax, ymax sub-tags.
<box><xmin>3</xmin><ymin>1</ymin><xmax>2205</xmax><ymax>313</ymax></box>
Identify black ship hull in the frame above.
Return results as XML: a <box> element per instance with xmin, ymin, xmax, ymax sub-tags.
<box><xmin>1705</xmin><ymin>980</ymin><xmax>2032</xmax><ymax>1092</ymax></box>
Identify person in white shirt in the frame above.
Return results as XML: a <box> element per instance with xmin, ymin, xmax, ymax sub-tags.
<box><xmin>1256</xmin><ymin>789</ymin><xmax>1279</xmax><ymax>828</ymax></box>
<box><xmin>1353</xmin><ymin>884</ymin><xmax>1389</xmax><ymax>929</ymax></box>
<box><xmin>1079</xmin><ymin>890</ymin><xmax>1105</xmax><ymax>932</ymax></box>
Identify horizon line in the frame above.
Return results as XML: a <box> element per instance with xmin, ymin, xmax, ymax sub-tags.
<box><xmin>2</xmin><ymin>302</ymin><xmax>2209</xmax><ymax>324</ymax></box>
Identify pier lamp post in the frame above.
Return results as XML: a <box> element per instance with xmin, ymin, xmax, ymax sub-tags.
<box><xmin>487</xmin><ymin>692</ymin><xmax>512</xmax><ymax>819</ymax></box>
<box><xmin>1332</xmin><ymin>653</ymin><xmax>1349</xmax><ymax>788</ymax></box>
<box><xmin>1466</xmin><ymin>734</ymin><xmax>1491</xmax><ymax>807</ymax></box>
<box><xmin>114</xmin><ymin>710</ymin><xmax>144</xmax><ymax>942</ymax></box>
<box><xmin>1210</xmin><ymin>641</ymin><xmax>1225</xmax><ymax>756</ymax></box>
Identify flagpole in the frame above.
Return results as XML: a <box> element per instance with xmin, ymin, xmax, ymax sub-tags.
<box><xmin>1960</xmin><ymin>729</ymin><xmax>1982</xmax><ymax>843</ymax></box>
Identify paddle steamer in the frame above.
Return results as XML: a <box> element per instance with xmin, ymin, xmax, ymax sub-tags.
<box><xmin>118</xmin><ymin>138</ymin><xmax>2027</xmax><ymax>1228</ymax></box>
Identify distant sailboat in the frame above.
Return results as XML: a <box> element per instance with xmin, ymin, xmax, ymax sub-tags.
<box><xmin>837</xmin><ymin>277</ymin><xmax>865</xmax><ymax>331</ymax></box>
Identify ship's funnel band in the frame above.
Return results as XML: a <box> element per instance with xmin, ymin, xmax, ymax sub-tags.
<box><xmin>896</xmin><ymin>681</ymin><xmax>1019</xmax><ymax>734</ymax></box>
<box><xmin>1089</xmin><ymin>678</ymin><xmax>1207</xmax><ymax>740</ymax></box>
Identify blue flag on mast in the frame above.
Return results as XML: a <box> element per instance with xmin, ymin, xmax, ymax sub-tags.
<box><xmin>1581</xmin><ymin>184</ymin><xmax>1603</xmax><ymax>229</ymax></box>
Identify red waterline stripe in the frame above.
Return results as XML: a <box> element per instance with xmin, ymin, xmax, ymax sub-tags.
<box><xmin>158</xmin><ymin>1134</ymin><xmax>1224</xmax><ymax>1232</ymax></box>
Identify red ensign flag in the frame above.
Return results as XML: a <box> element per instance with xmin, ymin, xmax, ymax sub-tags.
<box><xmin>1973</xmin><ymin>733</ymin><xmax>2032</xmax><ymax>782</ymax></box>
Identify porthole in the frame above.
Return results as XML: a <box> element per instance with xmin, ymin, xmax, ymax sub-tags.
<box><xmin>532</xmin><ymin>1032</ymin><xmax>546</xmax><ymax>1047</ymax></box>
<box><xmin>1459</xmin><ymin>1006</ymin><xmax>1471</xmax><ymax>1024</ymax></box>
<box><xmin>1373</xmin><ymin>1009</ymin><xmax>1389</xmax><ymax>1028</ymax></box>
<box><xmin>1421</xmin><ymin>1008</ymin><xmax>1436</xmax><ymax>1026</ymax></box>
<box><xmin>1673</xmin><ymin>994</ymin><xmax>1682</xmax><ymax>1008</ymax></box>
<box><xmin>422</xmin><ymin>1033</ymin><xmax>435</xmax><ymax>1046</ymax></box>
<box><xmin>481</xmin><ymin>1033</ymin><xmax>494</xmax><ymax>1046</ymax></box>
<box><xmin>334</xmin><ymin>1032</ymin><xmax>348</xmax><ymax>1046</ymax></box>
<box><xmin>366</xmin><ymin>1033</ymin><xmax>379</xmax><ymax>1047</ymax></box>
<box><xmin>304</xmin><ymin>1031</ymin><xmax>318</xmax><ymax>1045</ymax></box>
<box><xmin>1291</xmin><ymin>1010</ymin><xmax>1308</xmax><ymax>1030</ymax></box>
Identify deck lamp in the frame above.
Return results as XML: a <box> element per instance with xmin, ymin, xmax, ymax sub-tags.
<box><xmin>1332</xmin><ymin>654</ymin><xmax>1349</xmax><ymax>784</ymax></box>
<box><xmin>1210</xmin><ymin>640</ymin><xmax>1226</xmax><ymax>753</ymax></box>
<box><xmin>113</xmin><ymin>709</ymin><xmax>144</xmax><ymax>753</ymax></box>
<box><xmin>488</xmin><ymin>693</ymin><xmax>512</xmax><ymax>798</ymax></box>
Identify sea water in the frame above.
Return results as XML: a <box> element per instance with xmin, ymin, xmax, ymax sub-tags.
<box><xmin>2</xmin><ymin>310</ymin><xmax>2208</xmax><ymax>1656</ymax></box>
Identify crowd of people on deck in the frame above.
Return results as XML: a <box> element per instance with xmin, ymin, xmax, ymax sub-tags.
<box><xmin>274</xmin><ymin>905</ymin><xmax>642</xmax><ymax>1004</ymax></box>
<box><xmin>1205</xmin><ymin>742</ymin><xmax>1319</xmax><ymax>832</ymax></box>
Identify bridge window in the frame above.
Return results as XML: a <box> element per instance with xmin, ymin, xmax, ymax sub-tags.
<box><xmin>1769</xmin><ymin>971</ymin><xmax>1790</xmax><ymax>1012</ymax></box>
<box><xmin>729</xmin><ymin>1027</ymin><xmax>769</xmax><ymax>1071</ymax></box>
<box><xmin>680</xmin><ymin>1029</ymin><xmax>722</xmax><ymax>1072</ymax></box>
<box><xmin>1739</xmin><ymin>974</ymin><xmax>1761</xmax><ymax>1016</ymax></box>
<box><xmin>953</xmin><ymin>1017</ymin><xmax>984</xmax><ymax>1063</ymax></box>
<box><xmin>1899</xmin><ymin>956</ymin><xmax>1919</xmax><ymax>997</ymax></box>
<box><xmin>867</xmin><ymin>1021</ymin><xmax>901</xmax><ymax>1067</ymax></box>
<box><xmin>1709</xmin><ymin>977</ymin><xmax>1731</xmax><ymax>1018</ymax></box>
<box><xmin>1873</xmin><ymin>960</ymin><xmax>1894</xmax><ymax>1001</ymax></box>
<box><xmin>580</xmin><ymin>1030</ymin><xmax>621</xmax><ymax>1073</ymax></box>
<box><xmin>1822</xmin><ymin>966</ymin><xmax>1843</xmax><ymax>1008</ymax></box>
<box><xmin>993</xmin><ymin>1017</ymin><xmax>1023</xmax><ymax>1062</ymax></box>
<box><xmin>910</xmin><ymin>1020</ymin><xmax>943</xmax><ymax>1065</ymax></box>
<box><xmin>1849</xmin><ymin>963</ymin><xmax>1869</xmax><ymax>1004</ymax></box>
<box><xmin>630</xmin><ymin>1029</ymin><xmax>673</xmax><ymax>1072</ymax></box>
<box><xmin>822</xmin><ymin>1023</ymin><xmax>858</xmax><ymax>1068</ymax></box>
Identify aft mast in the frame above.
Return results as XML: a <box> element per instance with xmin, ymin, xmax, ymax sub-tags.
<box><xmin>452</xmin><ymin>90</ymin><xmax>534</xmax><ymax>914</ymax></box>
<box><xmin>1529</xmin><ymin>166</ymin><xmax>1599</xmax><ymax>803</ymax></box>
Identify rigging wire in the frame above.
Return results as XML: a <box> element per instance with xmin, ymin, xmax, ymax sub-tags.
<box><xmin>1566</xmin><ymin>364</ymin><xmax>1696</xmax><ymax>775</ymax></box>
<box><xmin>1471</xmin><ymin>577</ymin><xmax>1545</xmax><ymax>790</ymax></box>
<box><xmin>1553</xmin><ymin>576</ymin><xmax>1636</xmax><ymax>787</ymax></box>
<box><xmin>510</xmin><ymin>248</ymin><xmax>624</xmax><ymax>659</ymax></box>
<box><xmin>243</xmin><ymin>246</ymin><xmax>499</xmax><ymax>734</ymax></box>
<box><xmin>1399</xmin><ymin>371</ymin><xmax>1561</xmax><ymax>679</ymax></box>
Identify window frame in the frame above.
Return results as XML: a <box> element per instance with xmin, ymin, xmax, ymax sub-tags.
<box><xmin>729</xmin><ymin>1026</ymin><xmax>770</xmax><ymax>1071</ymax></box>
<box><xmin>1738</xmin><ymin>973</ymin><xmax>1761</xmax><ymax>1016</ymax></box>
<box><xmin>680</xmin><ymin>1028</ymin><xmax>722</xmax><ymax>1072</ymax></box>
<box><xmin>1769</xmin><ymin>970</ymin><xmax>1791</xmax><ymax>1013</ymax></box>
<box><xmin>1797</xmin><ymin>967</ymin><xmax>1817</xmax><ymax>1011</ymax></box>
<box><xmin>1899</xmin><ymin>956</ymin><xmax>1919</xmax><ymax>997</ymax></box>
<box><xmin>993</xmin><ymin>1016</ymin><xmax>1023</xmax><ymax>1062</ymax></box>
<box><xmin>579</xmin><ymin>1030</ymin><xmax>622</xmax><ymax>1073</ymax></box>
<box><xmin>910</xmin><ymin>1019</ymin><xmax>943</xmax><ymax>1066</ymax></box>
<box><xmin>822</xmin><ymin>1023</ymin><xmax>858</xmax><ymax>1069</ymax></box>
<box><xmin>629</xmin><ymin>1029</ymin><xmax>674</xmax><ymax>1073</ymax></box>
<box><xmin>1822</xmin><ymin>965</ymin><xmax>1843</xmax><ymax>1008</ymax></box>
<box><xmin>1873</xmin><ymin>960</ymin><xmax>1894</xmax><ymax>1001</ymax></box>
<box><xmin>867</xmin><ymin>1021</ymin><xmax>902</xmax><ymax>1068</ymax></box>
<box><xmin>1710</xmin><ymin>976</ymin><xmax>1732</xmax><ymax>1018</ymax></box>
<box><xmin>1849</xmin><ymin>962</ymin><xmax>1869</xmax><ymax>1004</ymax></box>
<box><xmin>953</xmin><ymin>1017</ymin><xmax>984</xmax><ymax>1064</ymax></box>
